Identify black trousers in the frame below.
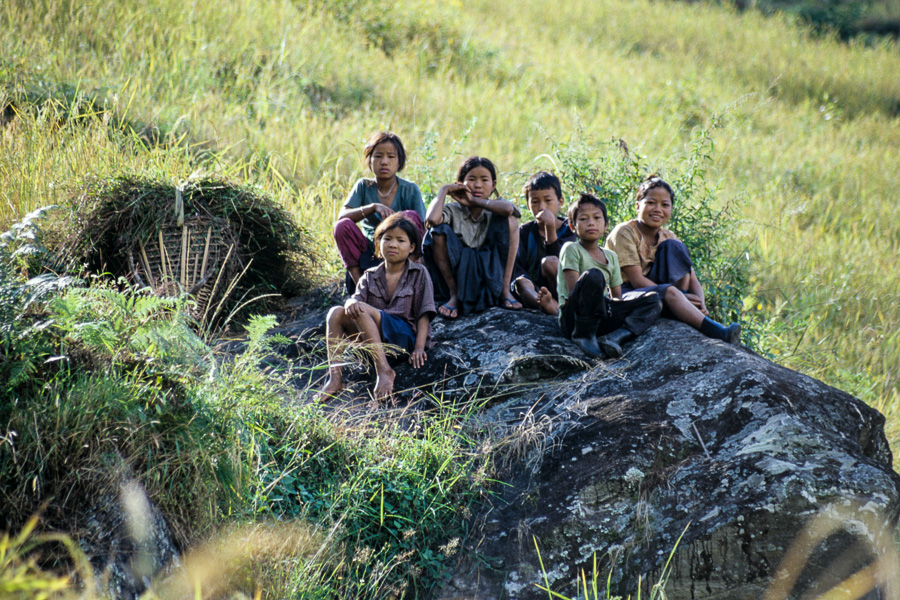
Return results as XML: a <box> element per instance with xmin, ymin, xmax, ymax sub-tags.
<box><xmin>560</xmin><ymin>268</ymin><xmax>662</xmax><ymax>338</ymax></box>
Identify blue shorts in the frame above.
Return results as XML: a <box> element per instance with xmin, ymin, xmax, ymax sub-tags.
<box><xmin>379</xmin><ymin>311</ymin><xmax>415</xmax><ymax>353</ymax></box>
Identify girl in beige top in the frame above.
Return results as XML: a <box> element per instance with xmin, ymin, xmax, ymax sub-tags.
<box><xmin>606</xmin><ymin>175</ymin><xmax>741</xmax><ymax>344</ymax></box>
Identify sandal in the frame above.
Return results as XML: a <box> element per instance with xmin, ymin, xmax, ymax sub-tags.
<box><xmin>438</xmin><ymin>301</ymin><xmax>459</xmax><ymax>319</ymax></box>
<box><xmin>501</xmin><ymin>297</ymin><xmax>523</xmax><ymax>311</ymax></box>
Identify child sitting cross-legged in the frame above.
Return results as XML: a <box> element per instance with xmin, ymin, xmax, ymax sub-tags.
<box><xmin>318</xmin><ymin>213</ymin><xmax>436</xmax><ymax>402</ymax></box>
<box><xmin>557</xmin><ymin>193</ymin><xmax>663</xmax><ymax>358</ymax></box>
<box><xmin>512</xmin><ymin>170</ymin><xmax>576</xmax><ymax>315</ymax></box>
<box><xmin>424</xmin><ymin>156</ymin><xmax>522</xmax><ymax>318</ymax></box>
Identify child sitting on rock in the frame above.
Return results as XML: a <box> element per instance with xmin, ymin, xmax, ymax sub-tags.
<box><xmin>557</xmin><ymin>193</ymin><xmax>662</xmax><ymax>358</ymax></box>
<box><xmin>319</xmin><ymin>214</ymin><xmax>435</xmax><ymax>402</ymax></box>
<box><xmin>605</xmin><ymin>175</ymin><xmax>740</xmax><ymax>344</ymax></box>
<box><xmin>512</xmin><ymin>171</ymin><xmax>576</xmax><ymax>315</ymax></box>
<box><xmin>423</xmin><ymin>156</ymin><xmax>521</xmax><ymax>318</ymax></box>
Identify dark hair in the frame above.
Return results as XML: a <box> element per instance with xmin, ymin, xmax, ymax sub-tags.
<box><xmin>635</xmin><ymin>174</ymin><xmax>675</xmax><ymax>204</ymax></box>
<box><xmin>456</xmin><ymin>156</ymin><xmax>499</xmax><ymax>197</ymax></box>
<box><xmin>373</xmin><ymin>214</ymin><xmax>421</xmax><ymax>259</ymax></box>
<box><xmin>364</xmin><ymin>131</ymin><xmax>406</xmax><ymax>172</ymax></box>
<box><xmin>566</xmin><ymin>193</ymin><xmax>608</xmax><ymax>227</ymax></box>
<box><xmin>522</xmin><ymin>170</ymin><xmax>562</xmax><ymax>203</ymax></box>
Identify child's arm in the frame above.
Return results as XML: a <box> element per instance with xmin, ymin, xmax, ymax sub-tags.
<box><xmin>621</xmin><ymin>265</ymin><xmax>657</xmax><ymax>289</ymax></box>
<box><xmin>685</xmin><ymin>269</ymin><xmax>708</xmax><ymax>315</ymax></box>
<box><xmin>563</xmin><ymin>268</ymin><xmax>580</xmax><ymax>296</ymax></box>
<box><xmin>610</xmin><ymin>285</ymin><xmax>622</xmax><ymax>300</ymax></box>
<box><xmin>426</xmin><ymin>184</ymin><xmax>469</xmax><ymax>227</ymax></box>
<box><xmin>472</xmin><ymin>196</ymin><xmax>516</xmax><ymax>217</ymax></box>
<box><xmin>409</xmin><ymin>315</ymin><xmax>430</xmax><ymax>368</ymax></box>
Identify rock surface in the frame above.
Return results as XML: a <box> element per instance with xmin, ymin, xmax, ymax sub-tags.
<box><xmin>276</xmin><ymin>301</ymin><xmax>900</xmax><ymax>600</ymax></box>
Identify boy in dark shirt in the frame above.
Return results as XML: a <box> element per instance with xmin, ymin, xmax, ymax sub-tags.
<box><xmin>512</xmin><ymin>171</ymin><xmax>577</xmax><ymax>315</ymax></box>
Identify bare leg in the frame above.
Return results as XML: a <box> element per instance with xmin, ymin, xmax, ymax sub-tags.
<box><xmin>351</xmin><ymin>304</ymin><xmax>396</xmax><ymax>401</ymax></box>
<box><xmin>500</xmin><ymin>216</ymin><xmax>521</xmax><ymax>308</ymax></box>
<box><xmin>431</xmin><ymin>233</ymin><xmax>459</xmax><ymax>316</ymax></box>
<box><xmin>540</xmin><ymin>256</ymin><xmax>560</xmax><ymax>295</ymax></box>
<box><xmin>536</xmin><ymin>286</ymin><xmax>559</xmax><ymax>315</ymax></box>
<box><xmin>514</xmin><ymin>276</ymin><xmax>540</xmax><ymax>310</ymax></box>
<box><xmin>663</xmin><ymin>285</ymin><xmax>705</xmax><ymax>329</ymax></box>
<box><xmin>318</xmin><ymin>306</ymin><xmax>353</xmax><ymax>399</ymax></box>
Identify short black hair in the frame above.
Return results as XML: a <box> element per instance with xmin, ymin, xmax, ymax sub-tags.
<box><xmin>373</xmin><ymin>213</ymin><xmax>421</xmax><ymax>259</ymax></box>
<box><xmin>522</xmin><ymin>170</ymin><xmax>562</xmax><ymax>203</ymax></box>
<box><xmin>635</xmin><ymin>174</ymin><xmax>675</xmax><ymax>204</ymax></box>
<box><xmin>566</xmin><ymin>193</ymin><xmax>608</xmax><ymax>226</ymax></box>
<box><xmin>364</xmin><ymin>131</ymin><xmax>406</xmax><ymax>172</ymax></box>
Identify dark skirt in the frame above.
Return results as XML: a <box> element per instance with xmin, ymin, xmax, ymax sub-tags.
<box><xmin>423</xmin><ymin>214</ymin><xmax>510</xmax><ymax>316</ymax></box>
<box><xmin>622</xmin><ymin>239</ymin><xmax>695</xmax><ymax>317</ymax></box>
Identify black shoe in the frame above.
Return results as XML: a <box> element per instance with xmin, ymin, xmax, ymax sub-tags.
<box><xmin>572</xmin><ymin>316</ymin><xmax>602</xmax><ymax>357</ymax></box>
<box><xmin>725</xmin><ymin>323</ymin><xmax>741</xmax><ymax>345</ymax></box>
<box><xmin>598</xmin><ymin>328</ymin><xmax>634</xmax><ymax>358</ymax></box>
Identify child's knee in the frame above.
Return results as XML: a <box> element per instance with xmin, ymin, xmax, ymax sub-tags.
<box><xmin>327</xmin><ymin>305</ymin><xmax>346</xmax><ymax>323</ymax></box>
<box><xmin>541</xmin><ymin>256</ymin><xmax>559</xmax><ymax>277</ymax></box>
<box><xmin>514</xmin><ymin>275</ymin><xmax>534</xmax><ymax>293</ymax></box>
<box><xmin>333</xmin><ymin>217</ymin><xmax>356</xmax><ymax>239</ymax></box>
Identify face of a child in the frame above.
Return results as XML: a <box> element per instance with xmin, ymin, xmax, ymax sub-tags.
<box><xmin>368</xmin><ymin>141</ymin><xmax>400</xmax><ymax>181</ymax></box>
<box><xmin>378</xmin><ymin>226</ymin><xmax>414</xmax><ymax>264</ymax></box>
<box><xmin>461</xmin><ymin>166</ymin><xmax>495</xmax><ymax>199</ymax></box>
<box><xmin>527</xmin><ymin>188</ymin><xmax>561</xmax><ymax>220</ymax></box>
<box><xmin>636</xmin><ymin>187</ymin><xmax>673</xmax><ymax>229</ymax></box>
<box><xmin>573</xmin><ymin>203</ymin><xmax>607</xmax><ymax>244</ymax></box>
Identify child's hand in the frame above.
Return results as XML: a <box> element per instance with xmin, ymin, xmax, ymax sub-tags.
<box><xmin>344</xmin><ymin>299</ymin><xmax>364</xmax><ymax>320</ymax></box>
<box><xmin>372</xmin><ymin>204</ymin><xmax>395</xmax><ymax>219</ymax></box>
<box><xmin>684</xmin><ymin>293</ymin><xmax>708</xmax><ymax>315</ymax></box>
<box><xmin>446</xmin><ymin>183</ymin><xmax>473</xmax><ymax>205</ymax></box>
<box><xmin>409</xmin><ymin>349</ymin><xmax>427</xmax><ymax>368</ymax></box>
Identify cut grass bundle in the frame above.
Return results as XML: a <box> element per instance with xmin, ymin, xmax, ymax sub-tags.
<box><xmin>51</xmin><ymin>174</ymin><xmax>321</xmax><ymax>326</ymax></box>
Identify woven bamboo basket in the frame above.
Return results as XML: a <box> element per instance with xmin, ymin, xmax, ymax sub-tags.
<box><xmin>128</xmin><ymin>215</ymin><xmax>242</xmax><ymax>324</ymax></box>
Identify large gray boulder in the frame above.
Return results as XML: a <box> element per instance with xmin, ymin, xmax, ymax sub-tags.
<box><xmin>276</xmin><ymin>302</ymin><xmax>900</xmax><ymax>599</ymax></box>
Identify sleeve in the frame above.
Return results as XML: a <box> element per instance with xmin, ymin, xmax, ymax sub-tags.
<box><xmin>558</xmin><ymin>242</ymin><xmax>582</xmax><ymax>275</ymax></box>
<box><xmin>343</xmin><ymin>179</ymin><xmax>368</xmax><ymax>209</ymax></box>
<box><xmin>409</xmin><ymin>183</ymin><xmax>426</xmax><ymax>221</ymax></box>
<box><xmin>351</xmin><ymin>271</ymin><xmax>372</xmax><ymax>304</ymax></box>
<box><xmin>416</xmin><ymin>268</ymin><xmax>437</xmax><ymax>321</ymax></box>
<box><xmin>605</xmin><ymin>223</ymin><xmax>640</xmax><ymax>268</ymax></box>
<box><xmin>606</xmin><ymin>250</ymin><xmax>623</xmax><ymax>289</ymax></box>
<box><xmin>441</xmin><ymin>203</ymin><xmax>455</xmax><ymax>228</ymax></box>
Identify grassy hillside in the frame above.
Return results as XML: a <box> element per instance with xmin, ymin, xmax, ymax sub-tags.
<box><xmin>2</xmin><ymin>0</ymin><xmax>899</xmax><ymax>438</ymax></box>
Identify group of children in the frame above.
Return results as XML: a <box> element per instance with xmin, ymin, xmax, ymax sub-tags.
<box><xmin>319</xmin><ymin>131</ymin><xmax>741</xmax><ymax>401</ymax></box>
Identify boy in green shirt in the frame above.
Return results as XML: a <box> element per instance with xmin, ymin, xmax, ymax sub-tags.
<box><xmin>557</xmin><ymin>194</ymin><xmax>663</xmax><ymax>358</ymax></box>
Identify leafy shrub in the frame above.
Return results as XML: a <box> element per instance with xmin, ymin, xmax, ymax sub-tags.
<box><xmin>542</xmin><ymin>125</ymin><xmax>749</xmax><ymax>326</ymax></box>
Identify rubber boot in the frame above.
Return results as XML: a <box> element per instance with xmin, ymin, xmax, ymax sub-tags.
<box><xmin>700</xmin><ymin>317</ymin><xmax>742</xmax><ymax>345</ymax></box>
<box><xmin>598</xmin><ymin>328</ymin><xmax>634</xmax><ymax>359</ymax></box>
<box><xmin>572</xmin><ymin>315</ymin><xmax>602</xmax><ymax>357</ymax></box>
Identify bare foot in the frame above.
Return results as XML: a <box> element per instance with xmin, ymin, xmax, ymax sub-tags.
<box><xmin>536</xmin><ymin>286</ymin><xmax>559</xmax><ymax>315</ymax></box>
<box><xmin>315</xmin><ymin>374</ymin><xmax>345</xmax><ymax>400</ymax></box>
<box><xmin>373</xmin><ymin>367</ymin><xmax>396</xmax><ymax>402</ymax></box>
